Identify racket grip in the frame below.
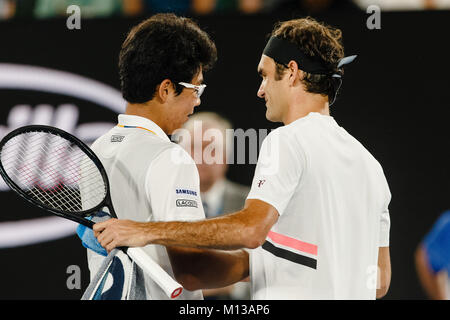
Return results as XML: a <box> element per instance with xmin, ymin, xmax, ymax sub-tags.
<box><xmin>125</xmin><ymin>247</ymin><xmax>183</xmax><ymax>299</ymax></box>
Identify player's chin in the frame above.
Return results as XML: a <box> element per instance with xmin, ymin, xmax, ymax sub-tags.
<box><xmin>178</xmin><ymin>116</ymin><xmax>191</xmax><ymax>130</ymax></box>
<box><xmin>185</xmin><ymin>110</ymin><xmax>194</xmax><ymax>121</ymax></box>
<box><xmin>182</xmin><ymin>115</ymin><xmax>191</xmax><ymax>126</ymax></box>
<box><xmin>265</xmin><ymin>109</ymin><xmax>277</xmax><ymax>122</ymax></box>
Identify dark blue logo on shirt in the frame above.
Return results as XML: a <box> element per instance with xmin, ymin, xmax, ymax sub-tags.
<box><xmin>176</xmin><ymin>189</ymin><xmax>198</xmax><ymax>196</ymax></box>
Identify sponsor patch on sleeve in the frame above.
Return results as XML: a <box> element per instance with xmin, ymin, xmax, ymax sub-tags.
<box><xmin>176</xmin><ymin>199</ymin><xmax>198</xmax><ymax>208</ymax></box>
<box><xmin>175</xmin><ymin>189</ymin><xmax>198</xmax><ymax>196</ymax></box>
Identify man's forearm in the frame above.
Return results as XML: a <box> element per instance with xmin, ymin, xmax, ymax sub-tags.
<box><xmin>146</xmin><ymin>210</ymin><xmax>261</xmax><ymax>250</ymax></box>
<box><xmin>167</xmin><ymin>247</ymin><xmax>249</xmax><ymax>291</ymax></box>
<box><xmin>94</xmin><ymin>199</ymin><xmax>278</xmax><ymax>252</ymax></box>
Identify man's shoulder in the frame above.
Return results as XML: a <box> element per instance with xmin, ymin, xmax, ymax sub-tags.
<box><xmin>92</xmin><ymin>128</ymin><xmax>187</xmax><ymax>166</ymax></box>
<box><xmin>150</xmin><ymin>143</ymin><xmax>197</xmax><ymax>170</ymax></box>
<box><xmin>264</xmin><ymin>117</ymin><xmax>316</xmax><ymax>145</ymax></box>
<box><xmin>430</xmin><ymin>211</ymin><xmax>450</xmax><ymax>237</ymax></box>
<box><xmin>90</xmin><ymin>127</ymin><xmax>115</xmax><ymax>148</ymax></box>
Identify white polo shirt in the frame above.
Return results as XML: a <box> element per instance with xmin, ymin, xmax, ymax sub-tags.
<box><xmin>86</xmin><ymin>114</ymin><xmax>205</xmax><ymax>300</ymax></box>
<box><xmin>247</xmin><ymin>112</ymin><xmax>391</xmax><ymax>300</ymax></box>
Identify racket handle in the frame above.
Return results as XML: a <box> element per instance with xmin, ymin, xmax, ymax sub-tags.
<box><xmin>125</xmin><ymin>247</ymin><xmax>183</xmax><ymax>299</ymax></box>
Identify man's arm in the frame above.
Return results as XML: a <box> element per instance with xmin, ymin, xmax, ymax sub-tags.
<box><xmin>94</xmin><ymin>199</ymin><xmax>279</xmax><ymax>252</ymax></box>
<box><xmin>415</xmin><ymin>244</ymin><xmax>448</xmax><ymax>300</ymax></box>
<box><xmin>166</xmin><ymin>246</ymin><xmax>249</xmax><ymax>291</ymax></box>
<box><xmin>376</xmin><ymin>246</ymin><xmax>391</xmax><ymax>299</ymax></box>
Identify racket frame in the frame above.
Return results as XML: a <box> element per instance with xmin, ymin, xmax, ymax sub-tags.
<box><xmin>0</xmin><ymin>125</ymin><xmax>115</xmax><ymax>228</ymax></box>
<box><xmin>0</xmin><ymin>125</ymin><xmax>184</xmax><ymax>298</ymax></box>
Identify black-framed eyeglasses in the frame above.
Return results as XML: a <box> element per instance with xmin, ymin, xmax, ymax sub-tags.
<box><xmin>178</xmin><ymin>82</ymin><xmax>207</xmax><ymax>98</ymax></box>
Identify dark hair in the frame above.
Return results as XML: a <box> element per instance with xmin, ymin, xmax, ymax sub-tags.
<box><xmin>119</xmin><ymin>13</ymin><xmax>217</xmax><ymax>103</ymax></box>
<box><xmin>271</xmin><ymin>17</ymin><xmax>344</xmax><ymax>101</ymax></box>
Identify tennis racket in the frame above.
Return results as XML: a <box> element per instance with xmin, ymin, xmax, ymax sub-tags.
<box><xmin>0</xmin><ymin>125</ymin><xmax>183</xmax><ymax>299</ymax></box>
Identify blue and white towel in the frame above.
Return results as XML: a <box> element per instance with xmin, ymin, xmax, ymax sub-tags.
<box><xmin>81</xmin><ymin>248</ymin><xmax>146</xmax><ymax>300</ymax></box>
<box><xmin>77</xmin><ymin>212</ymin><xmax>146</xmax><ymax>300</ymax></box>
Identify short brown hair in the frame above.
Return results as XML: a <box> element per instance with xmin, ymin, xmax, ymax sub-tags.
<box><xmin>271</xmin><ymin>17</ymin><xmax>344</xmax><ymax>101</ymax></box>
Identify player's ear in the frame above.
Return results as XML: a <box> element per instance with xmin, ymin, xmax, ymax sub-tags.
<box><xmin>156</xmin><ymin>79</ymin><xmax>174</xmax><ymax>103</ymax></box>
<box><xmin>287</xmin><ymin>60</ymin><xmax>300</xmax><ymax>86</ymax></box>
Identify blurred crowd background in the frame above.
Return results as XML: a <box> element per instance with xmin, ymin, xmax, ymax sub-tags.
<box><xmin>1</xmin><ymin>0</ymin><xmax>450</xmax><ymax>20</ymax></box>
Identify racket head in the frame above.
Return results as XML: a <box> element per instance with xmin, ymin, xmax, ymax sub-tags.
<box><xmin>0</xmin><ymin>125</ymin><xmax>112</xmax><ymax>228</ymax></box>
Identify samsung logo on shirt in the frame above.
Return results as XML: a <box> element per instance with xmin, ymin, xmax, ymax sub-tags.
<box><xmin>176</xmin><ymin>189</ymin><xmax>198</xmax><ymax>196</ymax></box>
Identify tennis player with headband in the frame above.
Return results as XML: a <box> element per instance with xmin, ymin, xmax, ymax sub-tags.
<box><xmin>85</xmin><ymin>13</ymin><xmax>250</xmax><ymax>299</ymax></box>
<box><xmin>95</xmin><ymin>17</ymin><xmax>392</xmax><ymax>299</ymax></box>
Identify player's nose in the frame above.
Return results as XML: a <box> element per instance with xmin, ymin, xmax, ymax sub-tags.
<box><xmin>257</xmin><ymin>83</ymin><xmax>265</xmax><ymax>99</ymax></box>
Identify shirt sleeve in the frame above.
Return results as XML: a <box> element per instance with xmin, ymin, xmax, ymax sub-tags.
<box><xmin>246</xmin><ymin>129</ymin><xmax>304</xmax><ymax>216</ymax></box>
<box><xmin>146</xmin><ymin>145</ymin><xmax>205</xmax><ymax>222</ymax></box>
<box><xmin>423</xmin><ymin>211</ymin><xmax>450</xmax><ymax>273</ymax></box>
<box><xmin>379</xmin><ymin>174</ymin><xmax>391</xmax><ymax>247</ymax></box>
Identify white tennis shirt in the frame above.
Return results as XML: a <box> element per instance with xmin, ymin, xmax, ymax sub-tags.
<box><xmin>86</xmin><ymin>114</ymin><xmax>205</xmax><ymax>300</ymax></box>
<box><xmin>247</xmin><ymin>112</ymin><xmax>391</xmax><ymax>299</ymax></box>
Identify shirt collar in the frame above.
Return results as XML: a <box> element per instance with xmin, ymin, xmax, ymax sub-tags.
<box><xmin>288</xmin><ymin>112</ymin><xmax>337</xmax><ymax>128</ymax></box>
<box><xmin>117</xmin><ymin>114</ymin><xmax>170</xmax><ymax>142</ymax></box>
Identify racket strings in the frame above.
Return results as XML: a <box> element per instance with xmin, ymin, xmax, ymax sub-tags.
<box><xmin>4</xmin><ymin>137</ymin><xmax>88</xmax><ymax>212</ymax></box>
<box><xmin>6</xmin><ymin>136</ymin><xmax>96</xmax><ymax>199</ymax></box>
<box><xmin>14</xmin><ymin>135</ymin><xmax>104</xmax><ymax>212</ymax></box>
<box><xmin>0</xmin><ymin>131</ymin><xmax>106</xmax><ymax>214</ymax></box>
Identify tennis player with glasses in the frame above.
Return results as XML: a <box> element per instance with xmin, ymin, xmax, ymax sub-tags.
<box><xmin>84</xmin><ymin>13</ymin><xmax>250</xmax><ymax>300</ymax></box>
<box><xmin>179</xmin><ymin>82</ymin><xmax>207</xmax><ymax>98</ymax></box>
<box><xmin>95</xmin><ymin>17</ymin><xmax>392</xmax><ymax>299</ymax></box>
